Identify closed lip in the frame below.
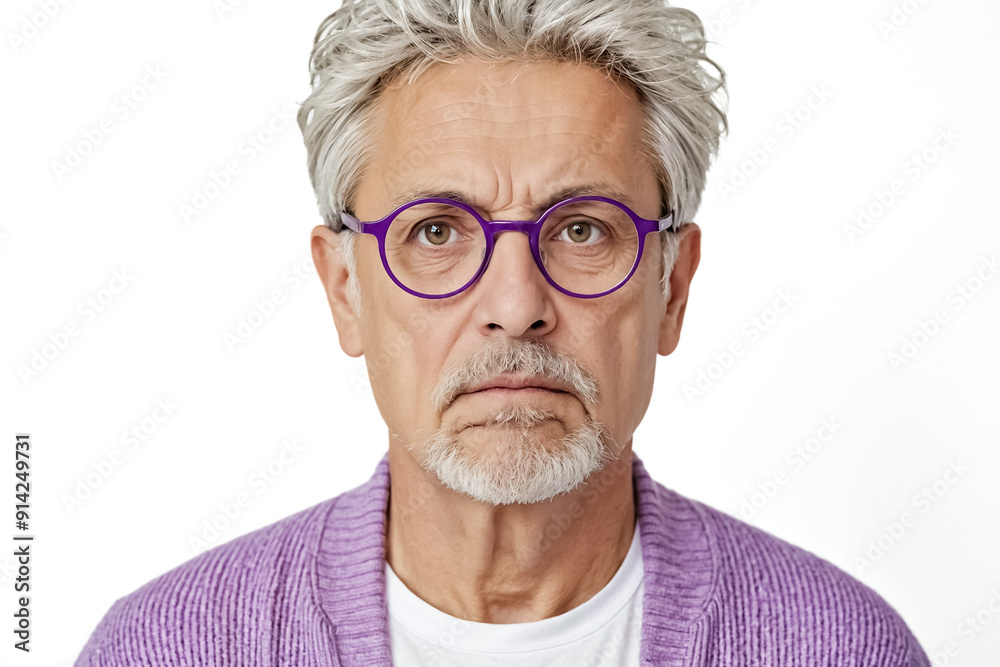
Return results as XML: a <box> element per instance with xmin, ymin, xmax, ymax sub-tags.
<box><xmin>462</xmin><ymin>375</ymin><xmax>571</xmax><ymax>396</ymax></box>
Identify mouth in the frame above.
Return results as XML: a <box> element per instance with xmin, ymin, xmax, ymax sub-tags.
<box><xmin>464</xmin><ymin>387</ymin><xmax>566</xmax><ymax>403</ymax></box>
<box><xmin>460</xmin><ymin>375</ymin><xmax>572</xmax><ymax>399</ymax></box>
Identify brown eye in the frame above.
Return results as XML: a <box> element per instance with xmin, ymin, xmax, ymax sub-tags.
<box><xmin>567</xmin><ymin>222</ymin><xmax>591</xmax><ymax>243</ymax></box>
<box><xmin>559</xmin><ymin>220</ymin><xmax>605</xmax><ymax>244</ymax></box>
<box><xmin>418</xmin><ymin>223</ymin><xmax>453</xmax><ymax>246</ymax></box>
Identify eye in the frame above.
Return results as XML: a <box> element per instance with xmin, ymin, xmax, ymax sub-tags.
<box><xmin>558</xmin><ymin>219</ymin><xmax>606</xmax><ymax>245</ymax></box>
<box><xmin>415</xmin><ymin>221</ymin><xmax>458</xmax><ymax>246</ymax></box>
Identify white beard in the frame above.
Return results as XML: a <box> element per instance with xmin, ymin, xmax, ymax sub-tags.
<box><xmin>417</xmin><ymin>404</ymin><xmax>612</xmax><ymax>505</ymax></box>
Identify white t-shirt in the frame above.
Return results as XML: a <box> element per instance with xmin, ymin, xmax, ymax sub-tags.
<box><xmin>386</xmin><ymin>521</ymin><xmax>644</xmax><ymax>666</ymax></box>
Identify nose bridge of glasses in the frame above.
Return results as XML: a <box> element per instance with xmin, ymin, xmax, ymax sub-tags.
<box><xmin>483</xmin><ymin>219</ymin><xmax>540</xmax><ymax>237</ymax></box>
<box><xmin>479</xmin><ymin>220</ymin><xmax>544</xmax><ymax>270</ymax></box>
<box><xmin>482</xmin><ymin>220</ymin><xmax>546</xmax><ymax>282</ymax></box>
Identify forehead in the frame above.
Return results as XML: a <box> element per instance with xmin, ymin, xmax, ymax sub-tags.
<box><xmin>358</xmin><ymin>59</ymin><xmax>657</xmax><ymax>216</ymax></box>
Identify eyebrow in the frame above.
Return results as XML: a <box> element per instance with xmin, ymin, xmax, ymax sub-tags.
<box><xmin>386</xmin><ymin>182</ymin><xmax>641</xmax><ymax>217</ymax></box>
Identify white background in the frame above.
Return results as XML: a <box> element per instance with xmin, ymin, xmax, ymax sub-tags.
<box><xmin>2</xmin><ymin>0</ymin><xmax>998</xmax><ymax>665</ymax></box>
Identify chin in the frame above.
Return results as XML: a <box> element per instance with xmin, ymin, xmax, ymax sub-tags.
<box><xmin>417</xmin><ymin>413</ymin><xmax>612</xmax><ymax>506</ymax></box>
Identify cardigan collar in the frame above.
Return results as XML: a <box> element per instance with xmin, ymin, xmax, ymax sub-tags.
<box><xmin>316</xmin><ymin>451</ymin><xmax>714</xmax><ymax>666</ymax></box>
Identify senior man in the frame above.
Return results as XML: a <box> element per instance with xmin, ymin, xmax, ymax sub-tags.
<box><xmin>75</xmin><ymin>1</ymin><xmax>930</xmax><ymax>665</ymax></box>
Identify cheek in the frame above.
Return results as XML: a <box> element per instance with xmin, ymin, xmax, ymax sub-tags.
<box><xmin>570</xmin><ymin>290</ymin><xmax>661</xmax><ymax>434</ymax></box>
<box><xmin>359</xmin><ymin>298</ymin><xmax>458</xmax><ymax>436</ymax></box>
<box><xmin>362</xmin><ymin>326</ymin><xmax>417</xmax><ymax>434</ymax></box>
<box><xmin>355</xmin><ymin>294</ymin><xmax>422</xmax><ymax>432</ymax></box>
<box><xmin>355</xmin><ymin>241</ymin><xmax>413</xmax><ymax>384</ymax></box>
<box><xmin>605</xmin><ymin>325</ymin><xmax>658</xmax><ymax>440</ymax></box>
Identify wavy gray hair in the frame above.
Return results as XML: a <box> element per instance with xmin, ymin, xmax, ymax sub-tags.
<box><xmin>298</xmin><ymin>0</ymin><xmax>727</xmax><ymax>305</ymax></box>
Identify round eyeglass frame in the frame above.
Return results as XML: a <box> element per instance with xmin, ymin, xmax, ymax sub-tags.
<box><xmin>338</xmin><ymin>195</ymin><xmax>675</xmax><ymax>299</ymax></box>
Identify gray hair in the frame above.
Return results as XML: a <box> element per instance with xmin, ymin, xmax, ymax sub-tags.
<box><xmin>298</xmin><ymin>0</ymin><xmax>728</xmax><ymax>306</ymax></box>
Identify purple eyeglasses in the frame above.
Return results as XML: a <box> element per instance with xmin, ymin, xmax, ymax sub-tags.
<box><xmin>339</xmin><ymin>195</ymin><xmax>674</xmax><ymax>299</ymax></box>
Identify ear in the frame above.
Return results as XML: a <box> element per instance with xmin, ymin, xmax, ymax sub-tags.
<box><xmin>658</xmin><ymin>223</ymin><xmax>701</xmax><ymax>356</ymax></box>
<box><xmin>310</xmin><ymin>225</ymin><xmax>364</xmax><ymax>357</ymax></box>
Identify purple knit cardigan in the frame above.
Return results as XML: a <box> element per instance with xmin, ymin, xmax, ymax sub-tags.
<box><xmin>75</xmin><ymin>453</ymin><xmax>930</xmax><ymax>666</ymax></box>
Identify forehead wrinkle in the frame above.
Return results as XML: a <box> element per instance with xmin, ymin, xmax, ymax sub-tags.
<box><xmin>364</xmin><ymin>59</ymin><xmax>656</xmax><ymax>220</ymax></box>
<box><xmin>380</xmin><ymin>61</ymin><xmax>640</xmax><ymax>131</ymax></box>
<box><xmin>406</xmin><ymin>114</ymin><xmax>621</xmax><ymax>141</ymax></box>
<box><xmin>387</xmin><ymin>87</ymin><xmax>635</xmax><ymax>136</ymax></box>
<box><xmin>375</xmin><ymin>129</ymin><xmax>646</xmax><ymax>215</ymax></box>
<box><xmin>385</xmin><ymin>180</ymin><xmax>640</xmax><ymax>217</ymax></box>
<box><xmin>398</xmin><ymin>131</ymin><xmax>618</xmax><ymax>150</ymax></box>
<box><xmin>394</xmin><ymin>58</ymin><xmax>630</xmax><ymax>95</ymax></box>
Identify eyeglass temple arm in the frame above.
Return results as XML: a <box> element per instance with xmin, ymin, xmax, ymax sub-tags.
<box><xmin>338</xmin><ymin>212</ymin><xmax>363</xmax><ymax>233</ymax></box>
<box><xmin>658</xmin><ymin>212</ymin><xmax>675</xmax><ymax>232</ymax></box>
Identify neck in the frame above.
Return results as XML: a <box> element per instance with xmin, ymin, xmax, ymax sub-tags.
<box><xmin>385</xmin><ymin>441</ymin><xmax>636</xmax><ymax>623</ymax></box>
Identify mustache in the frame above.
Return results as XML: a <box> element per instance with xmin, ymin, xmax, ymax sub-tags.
<box><xmin>431</xmin><ymin>338</ymin><xmax>599</xmax><ymax>412</ymax></box>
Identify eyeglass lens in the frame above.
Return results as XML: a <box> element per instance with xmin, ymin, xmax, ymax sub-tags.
<box><xmin>383</xmin><ymin>200</ymin><xmax>641</xmax><ymax>296</ymax></box>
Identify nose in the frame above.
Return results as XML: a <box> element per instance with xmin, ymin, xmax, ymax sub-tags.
<box><xmin>472</xmin><ymin>230</ymin><xmax>557</xmax><ymax>339</ymax></box>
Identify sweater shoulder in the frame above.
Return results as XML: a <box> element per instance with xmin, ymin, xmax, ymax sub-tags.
<box><xmin>682</xmin><ymin>494</ymin><xmax>929</xmax><ymax>665</ymax></box>
<box><xmin>74</xmin><ymin>495</ymin><xmax>341</xmax><ymax>667</ymax></box>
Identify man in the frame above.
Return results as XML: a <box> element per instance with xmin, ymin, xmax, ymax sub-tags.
<box><xmin>76</xmin><ymin>1</ymin><xmax>931</xmax><ymax>665</ymax></box>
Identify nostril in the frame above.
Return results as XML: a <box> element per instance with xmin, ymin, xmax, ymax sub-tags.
<box><xmin>530</xmin><ymin>320</ymin><xmax>546</xmax><ymax>330</ymax></box>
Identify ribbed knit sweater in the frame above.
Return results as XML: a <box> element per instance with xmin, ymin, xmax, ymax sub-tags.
<box><xmin>75</xmin><ymin>452</ymin><xmax>930</xmax><ymax>666</ymax></box>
